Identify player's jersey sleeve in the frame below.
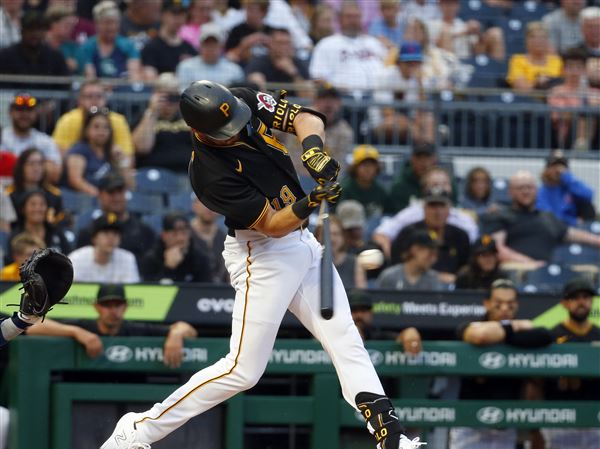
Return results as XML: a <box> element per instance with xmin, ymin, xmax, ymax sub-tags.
<box><xmin>230</xmin><ymin>87</ymin><xmax>326</xmax><ymax>135</ymax></box>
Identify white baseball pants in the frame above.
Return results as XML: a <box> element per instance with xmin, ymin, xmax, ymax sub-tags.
<box><xmin>134</xmin><ymin>229</ymin><xmax>384</xmax><ymax>443</ymax></box>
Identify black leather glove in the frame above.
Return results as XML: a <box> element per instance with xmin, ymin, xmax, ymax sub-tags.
<box><xmin>307</xmin><ymin>182</ymin><xmax>342</xmax><ymax>207</ymax></box>
<box><xmin>301</xmin><ymin>148</ymin><xmax>340</xmax><ymax>185</ymax></box>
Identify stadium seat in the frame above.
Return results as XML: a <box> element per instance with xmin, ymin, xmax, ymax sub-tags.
<box><xmin>510</xmin><ymin>0</ymin><xmax>551</xmax><ymax>22</ymax></box>
<box><xmin>126</xmin><ymin>191</ymin><xmax>164</xmax><ymax>215</ymax></box>
<box><xmin>520</xmin><ymin>264</ymin><xmax>577</xmax><ymax>293</ymax></box>
<box><xmin>496</xmin><ymin>17</ymin><xmax>526</xmax><ymax>54</ymax></box>
<box><xmin>551</xmin><ymin>244</ymin><xmax>600</xmax><ymax>266</ymax></box>
<box><xmin>61</xmin><ymin>188</ymin><xmax>97</xmax><ymax>214</ymax></box>
<box><xmin>168</xmin><ymin>191</ymin><xmax>194</xmax><ymax>213</ymax></box>
<box><xmin>141</xmin><ymin>213</ymin><xmax>164</xmax><ymax>234</ymax></box>
<box><xmin>459</xmin><ymin>0</ymin><xmax>505</xmax><ymax>26</ymax></box>
<box><xmin>578</xmin><ymin>220</ymin><xmax>600</xmax><ymax>235</ymax></box>
<box><xmin>491</xmin><ymin>177</ymin><xmax>510</xmax><ymax>204</ymax></box>
<box><xmin>463</xmin><ymin>55</ymin><xmax>507</xmax><ymax>89</ymax></box>
<box><xmin>135</xmin><ymin>167</ymin><xmax>181</xmax><ymax>195</ymax></box>
<box><xmin>73</xmin><ymin>208</ymin><xmax>102</xmax><ymax>233</ymax></box>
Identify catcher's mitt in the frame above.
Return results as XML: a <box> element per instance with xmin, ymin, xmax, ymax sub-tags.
<box><xmin>18</xmin><ymin>248</ymin><xmax>73</xmax><ymax>317</ymax></box>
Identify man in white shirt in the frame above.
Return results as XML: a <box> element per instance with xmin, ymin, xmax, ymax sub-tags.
<box><xmin>1</xmin><ymin>93</ymin><xmax>62</xmax><ymax>183</ymax></box>
<box><xmin>309</xmin><ymin>1</ymin><xmax>387</xmax><ymax>97</ymax></box>
<box><xmin>176</xmin><ymin>23</ymin><xmax>244</xmax><ymax>90</ymax></box>
<box><xmin>69</xmin><ymin>213</ymin><xmax>140</xmax><ymax>283</ymax></box>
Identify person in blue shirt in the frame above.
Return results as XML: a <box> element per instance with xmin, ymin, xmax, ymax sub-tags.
<box><xmin>537</xmin><ymin>150</ymin><xmax>595</xmax><ymax>225</ymax></box>
<box><xmin>368</xmin><ymin>0</ymin><xmax>404</xmax><ymax>49</ymax></box>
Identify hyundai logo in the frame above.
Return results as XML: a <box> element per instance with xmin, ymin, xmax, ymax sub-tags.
<box><xmin>105</xmin><ymin>345</ymin><xmax>133</xmax><ymax>363</ymax></box>
<box><xmin>477</xmin><ymin>407</ymin><xmax>504</xmax><ymax>425</ymax></box>
<box><xmin>479</xmin><ymin>352</ymin><xmax>507</xmax><ymax>369</ymax></box>
<box><xmin>368</xmin><ymin>349</ymin><xmax>384</xmax><ymax>366</ymax></box>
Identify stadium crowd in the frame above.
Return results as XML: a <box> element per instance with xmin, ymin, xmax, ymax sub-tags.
<box><xmin>0</xmin><ymin>1</ymin><xmax>599</xmax><ymax>448</ymax></box>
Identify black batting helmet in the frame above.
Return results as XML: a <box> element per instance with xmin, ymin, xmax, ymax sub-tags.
<box><xmin>180</xmin><ymin>80</ymin><xmax>252</xmax><ymax>140</ymax></box>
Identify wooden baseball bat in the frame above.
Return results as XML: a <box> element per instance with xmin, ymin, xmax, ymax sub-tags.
<box><xmin>319</xmin><ymin>200</ymin><xmax>334</xmax><ymax>320</ymax></box>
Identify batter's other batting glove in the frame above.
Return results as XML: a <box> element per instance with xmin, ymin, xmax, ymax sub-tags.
<box><xmin>307</xmin><ymin>182</ymin><xmax>342</xmax><ymax>207</ymax></box>
<box><xmin>301</xmin><ymin>148</ymin><xmax>340</xmax><ymax>185</ymax></box>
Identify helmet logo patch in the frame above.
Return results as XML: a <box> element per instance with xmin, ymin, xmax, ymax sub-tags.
<box><xmin>256</xmin><ymin>93</ymin><xmax>277</xmax><ymax>113</ymax></box>
<box><xmin>219</xmin><ymin>102</ymin><xmax>230</xmax><ymax>117</ymax></box>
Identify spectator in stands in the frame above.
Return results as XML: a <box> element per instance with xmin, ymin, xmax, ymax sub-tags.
<box><xmin>532</xmin><ymin>277</ymin><xmax>600</xmax><ymax>449</ymax></box>
<box><xmin>348</xmin><ymin>289</ymin><xmax>422</xmax><ymax>354</ymax></box>
<box><xmin>370</xmin><ymin>41</ymin><xmax>436</xmax><ymax>144</ymax></box>
<box><xmin>80</xmin><ymin>1</ymin><xmax>141</xmax><ymax>81</ymax></box>
<box><xmin>119</xmin><ymin>0</ymin><xmax>161</xmax><ymax>52</ymax></box>
<box><xmin>335</xmin><ymin>200</ymin><xmax>369</xmax><ymax>255</ymax></box>
<box><xmin>179</xmin><ymin>0</ymin><xmax>215</xmax><ymax>50</ymax></box>
<box><xmin>51</xmin><ymin>0</ymin><xmax>95</xmax><ymax>44</ymax></box>
<box><xmin>140</xmin><ymin>213</ymin><xmax>212</xmax><ymax>283</ymax></box>
<box><xmin>0</xmin><ymin>0</ymin><xmax>23</xmax><ymax>49</ymax></box>
<box><xmin>374</xmin><ymin>166</ymin><xmax>477</xmax><ymax>260</ymax></box>
<box><xmin>377</xmin><ymin>229</ymin><xmax>445</xmax><ymax>290</ymax></box>
<box><xmin>399</xmin><ymin>0</ymin><xmax>441</xmax><ymax>25</ymax></box>
<box><xmin>542</xmin><ymin>0</ymin><xmax>585</xmax><ymax>53</ymax></box>
<box><xmin>459</xmin><ymin>166</ymin><xmax>498</xmax><ymax>214</ymax></box>
<box><xmin>1</xmin><ymin>93</ymin><xmax>62</xmax><ymax>184</ymax></box>
<box><xmin>309</xmin><ymin>1</ymin><xmax>387</xmax><ymax>96</ymax></box>
<box><xmin>246</xmin><ymin>28</ymin><xmax>310</xmax><ymax>96</ymax></box>
<box><xmin>388</xmin><ymin>142</ymin><xmax>438</xmax><ymax>212</ymax></box>
<box><xmin>308</xmin><ymin>3</ymin><xmax>336</xmax><ymax>46</ymax></box>
<box><xmin>76</xmin><ymin>171</ymin><xmax>156</xmax><ymax>262</ymax></box>
<box><xmin>8</xmin><ymin>190</ymin><xmax>72</xmax><ymax>260</ymax></box>
<box><xmin>392</xmin><ymin>188</ymin><xmax>470</xmax><ymax>282</ymax></box>
<box><xmin>0</xmin><ymin>11</ymin><xmax>69</xmax><ymax>88</ymax></box>
<box><xmin>507</xmin><ymin>21</ymin><xmax>563</xmax><ymax>92</ymax></box>
<box><xmin>52</xmin><ymin>80</ymin><xmax>134</xmax><ymax>158</ymax></box>
<box><xmin>64</xmin><ymin>107</ymin><xmax>127</xmax><ymax>196</ymax></box>
<box><xmin>427</xmin><ymin>0</ymin><xmax>505</xmax><ymax>61</ymax></box>
<box><xmin>537</xmin><ymin>150</ymin><xmax>595</xmax><ymax>225</ymax></box>
<box><xmin>7</xmin><ymin>148</ymin><xmax>63</xmax><ymax>226</ymax></box>
<box><xmin>571</xmin><ymin>6</ymin><xmax>600</xmax><ymax>59</ymax></box>
<box><xmin>225</xmin><ymin>0</ymin><xmax>272</xmax><ymax>66</ymax></box>
<box><xmin>176</xmin><ymin>22</ymin><xmax>244</xmax><ymax>89</ymax></box>
<box><xmin>340</xmin><ymin>145</ymin><xmax>393</xmax><ymax>219</ymax></box>
<box><xmin>69</xmin><ymin>213</ymin><xmax>140</xmax><ymax>283</ymax></box>
<box><xmin>455</xmin><ymin>235</ymin><xmax>507</xmax><ymax>290</ymax></box>
<box><xmin>451</xmin><ymin>279</ymin><xmax>554</xmax><ymax>449</ymax></box>
<box><xmin>190</xmin><ymin>196</ymin><xmax>227</xmax><ymax>283</ymax></box>
<box><xmin>0</xmin><ymin>232</ymin><xmax>44</xmax><ymax>281</ymax></box>
<box><xmin>141</xmin><ymin>0</ymin><xmax>196</xmax><ymax>81</ymax></box>
<box><xmin>44</xmin><ymin>4</ymin><xmax>79</xmax><ymax>73</ymax></box>
<box><xmin>484</xmin><ymin>170</ymin><xmax>600</xmax><ymax>266</ymax></box>
<box><xmin>133</xmin><ymin>73</ymin><xmax>190</xmax><ymax>173</ymax></box>
<box><xmin>368</xmin><ymin>0</ymin><xmax>404</xmax><ymax>50</ymax></box>
<box><xmin>315</xmin><ymin>215</ymin><xmax>367</xmax><ymax>289</ymax></box>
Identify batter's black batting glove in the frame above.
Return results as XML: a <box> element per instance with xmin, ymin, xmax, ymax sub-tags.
<box><xmin>307</xmin><ymin>182</ymin><xmax>342</xmax><ymax>207</ymax></box>
<box><xmin>301</xmin><ymin>148</ymin><xmax>340</xmax><ymax>185</ymax></box>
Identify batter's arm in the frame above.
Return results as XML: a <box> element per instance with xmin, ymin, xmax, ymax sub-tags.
<box><xmin>252</xmin><ymin>203</ymin><xmax>306</xmax><ymax>238</ymax></box>
<box><xmin>294</xmin><ymin>112</ymin><xmax>325</xmax><ymax>144</ymax></box>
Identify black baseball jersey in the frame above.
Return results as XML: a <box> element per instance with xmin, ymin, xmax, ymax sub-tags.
<box><xmin>188</xmin><ymin>88</ymin><xmax>325</xmax><ymax>231</ymax></box>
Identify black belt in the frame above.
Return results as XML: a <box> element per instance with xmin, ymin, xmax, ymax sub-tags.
<box><xmin>227</xmin><ymin>227</ymin><xmax>303</xmax><ymax>237</ymax></box>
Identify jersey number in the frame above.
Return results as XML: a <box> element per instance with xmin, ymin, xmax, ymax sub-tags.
<box><xmin>270</xmin><ymin>186</ymin><xmax>296</xmax><ymax>210</ymax></box>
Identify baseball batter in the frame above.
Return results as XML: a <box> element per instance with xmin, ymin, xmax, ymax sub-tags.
<box><xmin>101</xmin><ymin>81</ymin><xmax>425</xmax><ymax>449</ymax></box>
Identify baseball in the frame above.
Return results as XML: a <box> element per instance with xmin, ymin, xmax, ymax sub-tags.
<box><xmin>357</xmin><ymin>249</ymin><xmax>384</xmax><ymax>270</ymax></box>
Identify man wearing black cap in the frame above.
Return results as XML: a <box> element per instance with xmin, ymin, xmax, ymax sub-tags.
<box><xmin>377</xmin><ymin>229</ymin><xmax>444</xmax><ymax>291</ymax></box>
<box><xmin>0</xmin><ymin>11</ymin><xmax>69</xmax><ymax>88</ymax></box>
<box><xmin>141</xmin><ymin>0</ymin><xmax>196</xmax><ymax>80</ymax></box>
<box><xmin>455</xmin><ymin>235</ymin><xmax>507</xmax><ymax>290</ymax></box>
<box><xmin>531</xmin><ymin>277</ymin><xmax>600</xmax><ymax>449</ymax></box>
<box><xmin>75</xmin><ymin>171</ymin><xmax>156</xmax><ymax>261</ymax></box>
<box><xmin>392</xmin><ymin>187</ymin><xmax>470</xmax><ymax>282</ymax></box>
<box><xmin>69</xmin><ymin>213</ymin><xmax>140</xmax><ymax>283</ymax></box>
<box><xmin>537</xmin><ymin>150</ymin><xmax>595</xmax><ymax>225</ymax></box>
<box><xmin>140</xmin><ymin>212</ymin><xmax>211</xmax><ymax>283</ymax></box>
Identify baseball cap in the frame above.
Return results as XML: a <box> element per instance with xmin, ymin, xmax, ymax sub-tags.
<box><xmin>546</xmin><ymin>149</ymin><xmax>568</xmax><ymax>167</ymax></box>
<box><xmin>351</xmin><ymin>145</ymin><xmax>380</xmax><ymax>166</ymax></box>
<box><xmin>98</xmin><ymin>171</ymin><xmax>126</xmax><ymax>191</ymax></box>
<box><xmin>407</xmin><ymin>229</ymin><xmax>439</xmax><ymax>249</ymax></box>
<box><xmin>96</xmin><ymin>284</ymin><xmax>126</xmax><ymax>304</ymax></box>
<box><xmin>423</xmin><ymin>187</ymin><xmax>452</xmax><ymax>205</ymax></box>
<box><xmin>92</xmin><ymin>213</ymin><xmax>122</xmax><ymax>235</ymax></box>
<box><xmin>398</xmin><ymin>41</ymin><xmax>423</xmax><ymax>63</ymax></box>
<box><xmin>473</xmin><ymin>234</ymin><xmax>497</xmax><ymax>254</ymax></box>
<box><xmin>562</xmin><ymin>278</ymin><xmax>596</xmax><ymax>299</ymax></box>
<box><xmin>336</xmin><ymin>200</ymin><xmax>366</xmax><ymax>230</ymax></box>
<box><xmin>163</xmin><ymin>0</ymin><xmax>188</xmax><ymax>13</ymax></box>
<box><xmin>412</xmin><ymin>142</ymin><xmax>436</xmax><ymax>156</ymax></box>
<box><xmin>162</xmin><ymin>212</ymin><xmax>190</xmax><ymax>231</ymax></box>
<box><xmin>11</xmin><ymin>93</ymin><xmax>37</xmax><ymax>109</ymax></box>
<box><xmin>348</xmin><ymin>289</ymin><xmax>372</xmax><ymax>311</ymax></box>
<box><xmin>199</xmin><ymin>23</ymin><xmax>224</xmax><ymax>44</ymax></box>
<box><xmin>316</xmin><ymin>83</ymin><xmax>341</xmax><ymax>99</ymax></box>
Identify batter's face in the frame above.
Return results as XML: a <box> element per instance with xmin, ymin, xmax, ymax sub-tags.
<box><xmin>562</xmin><ymin>292</ymin><xmax>593</xmax><ymax>323</ymax></box>
<box><xmin>485</xmin><ymin>287</ymin><xmax>518</xmax><ymax>321</ymax></box>
<box><xmin>199</xmin><ymin>132</ymin><xmax>242</xmax><ymax>146</ymax></box>
<box><xmin>95</xmin><ymin>300</ymin><xmax>127</xmax><ymax>331</ymax></box>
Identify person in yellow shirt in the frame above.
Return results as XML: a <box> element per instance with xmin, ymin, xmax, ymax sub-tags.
<box><xmin>52</xmin><ymin>80</ymin><xmax>134</xmax><ymax>164</ymax></box>
<box><xmin>0</xmin><ymin>232</ymin><xmax>45</xmax><ymax>281</ymax></box>
<box><xmin>507</xmin><ymin>21</ymin><xmax>563</xmax><ymax>92</ymax></box>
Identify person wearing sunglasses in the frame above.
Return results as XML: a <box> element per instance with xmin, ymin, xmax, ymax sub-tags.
<box><xmin>132</xmin><ymin>72</ymin><xmax>191</xmax><ymax>173</ymax></box>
